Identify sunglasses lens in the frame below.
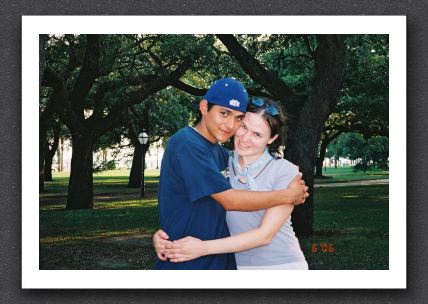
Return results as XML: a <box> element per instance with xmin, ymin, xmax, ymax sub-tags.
<box><xmin>251</xmin><ymin>98</ymin><xmax>264</xmax><ymax>106</ymax></box>
<box><xmin>250</xmin><ymin>98</ymin><xmax>279</xmax><ymax>116</ymax></box>
<box><xmin>266</xmin><ymin>105</ymin><xmax>279</xmax><ymax>116</ymax></box>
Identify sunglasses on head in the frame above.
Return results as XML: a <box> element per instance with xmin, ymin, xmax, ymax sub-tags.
<box><xmin>250</xmin><ymin>98</ymin><xmax>280</xmax><ymax>116</ymax></box>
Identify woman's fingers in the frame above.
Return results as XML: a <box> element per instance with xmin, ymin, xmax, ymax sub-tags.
<box><xmin>157</xmin><ymin>251</ymin><xmax>167</xmax><ymax>261</ymax></box>
<box><xmin>164</xmin><ymin>248</ymin><xmax>182</xmax><ymax>255</ymax></box>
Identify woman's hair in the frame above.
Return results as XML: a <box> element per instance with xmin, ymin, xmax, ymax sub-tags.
<box><xmin>247</xmin><ymin>98</ymin><xmax>286</xmax><ymax>159</ymax></box>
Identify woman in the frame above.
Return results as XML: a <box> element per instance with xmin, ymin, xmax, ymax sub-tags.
<box><xmin>160</xmin><ymin>98</ymin><xmax>308</xmax><ymax>270</ymax></box>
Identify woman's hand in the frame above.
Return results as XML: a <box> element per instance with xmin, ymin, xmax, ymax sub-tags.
<box><xmin>287</xmin><ymin>173</ymin><xmax>309</xmax><ymax>205</ymax></box>
<box><xmin>152</xmin><ymin>229</ymin><xmax>172</xmax><ymax>261</ymax></box>
<box><xmin>164</xmin><ymin>236</ymin><xmax>206</xmax><ymax>263</ymax></box>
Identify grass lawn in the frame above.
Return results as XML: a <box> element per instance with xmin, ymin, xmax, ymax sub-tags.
<box><xmin>39</xmin><ymin>169</ymin><xmax>389</xmax><ymax>270</ymax></box>
<box><xmin>315</xmin><ymin>166</ymin><xmax>389</xmax><ymax>184</ymax></box>
<box><xmin>40</xmin><ymin>169</ymin><xmax>160</xmax><ymax>198</ymax></box>
<box><xmin>300</xmin><ymin>184</ymin><xmax>389</xmax><ymax>269</ymax></box>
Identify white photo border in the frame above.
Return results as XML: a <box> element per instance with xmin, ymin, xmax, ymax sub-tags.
<box><xmin>22</xmin><ymin>15</ymin><xmax>406</xmax><ymax>289</ymax></box>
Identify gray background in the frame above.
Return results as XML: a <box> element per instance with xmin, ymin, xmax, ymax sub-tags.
<box><xmin>1</xmin><ymin>0</ymin><xmax>426</xmax><ymax>303</ymax></box>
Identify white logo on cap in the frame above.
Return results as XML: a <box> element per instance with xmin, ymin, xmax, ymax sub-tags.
<box><xmin>229</xmin><ymin>99</ymin><xmax>240</xmax><ymax>107</ymax></box>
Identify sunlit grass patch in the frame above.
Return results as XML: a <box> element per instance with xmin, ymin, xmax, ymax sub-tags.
<box><xmin>315</xmin><ymin>166</ymin><xmax>389</xmax><ymax>184</ymax></box>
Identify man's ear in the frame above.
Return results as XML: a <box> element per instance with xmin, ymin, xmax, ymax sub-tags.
<box><xmin>199</xmin><ymin>99</ymin><xmax>209</xmax><ymax>115</ymax></box>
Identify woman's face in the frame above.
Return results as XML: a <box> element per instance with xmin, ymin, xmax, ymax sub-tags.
<box><xmin>234</xmin><ymin>112</ymin><xmax>278</xmax><ymax>159</ymax></box>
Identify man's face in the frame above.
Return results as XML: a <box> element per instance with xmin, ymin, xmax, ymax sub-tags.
<box><xmin>200</xmin><ymin>101</ymin><xmax>245</xmax><ymax>143</ymax></box>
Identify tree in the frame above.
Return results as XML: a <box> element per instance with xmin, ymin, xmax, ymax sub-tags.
<box><xmin>216</xmin><ymin>34</ymin><xmax>346</xmax><ymax>235</ymax></box>
<box><xmin>316</xmin><ymin>35</ymin><xmax>389</xmax><ymax>176</ymax></box>
<box><xmin>43</xmin><ymin>118</ymin><xmax>60</xmax><ymax>181</ymax></box>
<box><xmin>127</xmin><ymin>89</ymin><xmax>193</xmax><ymax>187</ymax></box>
<box><xmin>345</xmin><ymin>134</ymin><xmax>389</xmax><ymax>171</ymax></box>
<box><xmin>39</xmin><ymin>34</ymin><xmax>52</xmax><ymax>192</ymax></box>
<box><xmin>42</xmin><ymin>34</ymin><xmax>208</xmax><ymax>209</ymax></box>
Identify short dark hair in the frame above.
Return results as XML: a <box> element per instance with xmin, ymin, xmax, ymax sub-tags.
<box><xmin>193</xmin><ymin>102</ymin><xmax>215</xmax><ymax>126</ymax></box>
<box><xmin>247</xmin><ymin>98</ymin><xmax>286</xmax><ymax>159</ymax></box>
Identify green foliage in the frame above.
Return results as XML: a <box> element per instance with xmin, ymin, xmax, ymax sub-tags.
<box><xmin>93</xmin><ymin>160</ymin><xmax>116</xmax><ymax>174</ymax></box>
<box><xmin>238</xmin><ymin>34</ymin><xmax>315</xmax><ymax>96</ymax></box>
<box><xmin>327</xmin><ymin>133</ymin><xmax>389</xmax><ymax>172</ymax></box>
<box><xmin>322</xmin><ymin>35</ymin><xmax>388</xmax><ymax>147</ymax></box>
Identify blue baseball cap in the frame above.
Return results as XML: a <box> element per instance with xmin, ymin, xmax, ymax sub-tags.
<box><xmin>203</xmin><ymin>78</ymin><xmax>248</xmax><ymax>113</ymax></box>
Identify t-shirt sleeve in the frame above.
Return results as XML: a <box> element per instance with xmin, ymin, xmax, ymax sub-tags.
<box><xmin>176</xmin><ymin>143</ymin><xmax>232</xmax><ymax>203</ymax></box>
<box><xmin>273</xmin><ymin>160</ymin><xmax>299</xmax><ymax>190</ymax></box>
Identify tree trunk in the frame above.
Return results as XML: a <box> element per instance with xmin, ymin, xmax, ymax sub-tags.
<box><xmin>57</xmin><ymin>137</ymin><xmax>64</xmax><ymax>172</ymax></box>
<box><xmin>39</xmin><ymin>35</ymin><xmax>49</xmax><ymax>192</ymax></box>
<box><xmin>128</xmin><ymin>143</ymin><xmax>143</xmax><ymax>188</ymax></box>
<box><xmin>286</xmin><ymin>116</ymin><xmax>319</xmax><ymax>237</ymax></box>
<box><xmin>315</xmin><ymin>139</ymin><xmax>329</xmax><ymax>177</ymax></box>
<box><xmin>286</xmin><ymin>35</ymin><xmax>346</xmax><ymax>237</ymax></box>
<box><xmin>44</xmin><ymin>144</ymin><xmax>54</xmax><ymax>181</ymax></box>
<box><xmin>315</xmin><ymin>131</ymin><xmax>342</xmax><ymax>177</ymax></box>
<box><xmin>44</xmin><ymin>125</ymin><xmax>60</xmax><ymax>181</ymax></box>
<box><xmin>66</xmin><ymin>133</ymin><xmax>95</xmax><ymax>210</ymax></box>
<box><xmin>39</xmin><ymin>142</ymin><xmax>46</xmax><ymax>192</ymax></box>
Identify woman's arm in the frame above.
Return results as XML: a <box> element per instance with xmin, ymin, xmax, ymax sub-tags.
<box><xmin>164</xmin><ymin>204</ymin><xmax>294</xmax><ymax>263</ymax></box>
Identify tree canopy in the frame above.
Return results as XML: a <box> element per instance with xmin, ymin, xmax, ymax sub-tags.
<box><xmin>40</xmin><ymin>34</ymin><xmax>388</xmax><ymax>235</ymax></box>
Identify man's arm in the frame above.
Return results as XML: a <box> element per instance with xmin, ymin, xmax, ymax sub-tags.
<box><xmin>212</xmin><ymin>173</ymin><xmax>308</xmax><ymax>211</ymax></box>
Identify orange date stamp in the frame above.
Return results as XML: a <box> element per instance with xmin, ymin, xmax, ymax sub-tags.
<box><xmin>311</xmin><ymin>243</ymin><xmax>335</xmax><ymax>253</ymax></box>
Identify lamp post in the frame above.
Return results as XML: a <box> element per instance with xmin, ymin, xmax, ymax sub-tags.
<box><xmin>138</xmin><ymin>129</ymin><xmax>149</xmax><ymax>197</ymax></box>
<box><xmin>156</xmin><ymin>143</ymin><xmax>159</xmax><ymax>169</ymax></box>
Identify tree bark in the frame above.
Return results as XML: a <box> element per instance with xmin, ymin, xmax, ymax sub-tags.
<box><xmin>44</xmin><ymin>124</ymin><xmax>60</xmax><ymax>181</ymax></box>
<box><xmin>66</xmin><ymin>133</ymin><xmax>95</xmax><ymax>210</ymax></box>
<box><xmin>128</xmin><ymin>143</ymin><xmax>143</xmax><ymax>188</ymax></box>
<box><xmin>285</xmin><ymin>35</ymin><xmax>346</xmax><ymax>236</ymax></box>
<box><xmin>315</xmin><ymin>131</ymin><xmax>342</xmax><ymax>177</ymax></box>
<box><xmin>39</xmin><ymin>34</ymin><xmax>49</xmax><ymax>192</ymax></box>
<box><xmin>315</xmin><ymin>142</ymin><xmax>328</xmax><ymax>177</ymax></box>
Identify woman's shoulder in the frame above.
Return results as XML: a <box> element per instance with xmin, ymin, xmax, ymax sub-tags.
<box><xmin>270</xmin><ymin>157</ymin><xmax>298</xmax><ymax>172</ymax></box>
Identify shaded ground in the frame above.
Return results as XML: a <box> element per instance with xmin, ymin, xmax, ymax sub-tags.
<box><xmin>39</xmin><ymin>179</ymin><xmax>389</xmax><ymax>270</ymax></box>
<box><xmin>40</xmin><ymin>233</ymin><xmax>156</xmax><ymax>270</ymax></box>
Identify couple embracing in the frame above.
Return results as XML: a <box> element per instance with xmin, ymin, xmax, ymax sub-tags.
<box><xmin>153</xmin><ymin>78</ymin><xmax>309</xmax><ymax>270</ymax></box>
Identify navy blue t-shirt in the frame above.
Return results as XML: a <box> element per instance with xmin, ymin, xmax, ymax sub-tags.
<box><xmin>156</xmin><ymin>126</ymin><xmax>236</xmax><ymax>270</ymax></box>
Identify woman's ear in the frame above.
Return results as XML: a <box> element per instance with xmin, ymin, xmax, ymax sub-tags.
<box><xmin>268</xmin><ymin>134</ymin><xmax>279</xmax><ymax>145</ymax></box>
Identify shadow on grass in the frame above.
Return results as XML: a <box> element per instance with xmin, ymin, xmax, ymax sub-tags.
<box><xmin>39</xmin><ymin>184</ymin><xmax>389</xmax><ymax>270</ymax></box>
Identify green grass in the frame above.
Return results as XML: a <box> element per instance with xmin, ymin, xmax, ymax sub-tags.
<box><xmin>39</xmin><ymin>170</ymin><xmax>389</xmax><ymax>270</ymax></box>
<box><xmin>41</xmin><ymin>169</ymin><xmax>160</xmax><ymax>198</ymax></box>
<box><xmin>315</xmin><ymin>166</ymin><xmax>389</xmax><ymax>184</ymax></box>
<box><xmin>299</xmin><ymin>184</ymin><xmax>389</xmax><ymax>269</ymax></box>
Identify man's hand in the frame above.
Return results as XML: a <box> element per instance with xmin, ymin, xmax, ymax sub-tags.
<box><xmin>152</xmin><ymin>229</ymin><xmax>172</xmax><ymax>261</ymax></box>
<box><xmin>287</xmin><ymin>173</ymin><xmax>309</xmax><ymax>205</ymax></box>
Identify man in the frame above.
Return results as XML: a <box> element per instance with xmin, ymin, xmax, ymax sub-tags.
<box><xmin>154</xmin><ymin>78</ymin><xmax>308</xmax><ymax>270</ymax></box>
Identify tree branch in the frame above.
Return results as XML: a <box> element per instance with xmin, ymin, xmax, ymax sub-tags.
<box><xmin>216</xmin><ymin>34</ymin><xmax>305</xmax><ymax>113</ymax></box>
<box><xmin>96</xmin><ymin>58</ymin><xmax>194</xmax><ymax>137</ymax></box>
<box><xmin>70</xmin><ymin>35</ymin><xmax>101</xmax><ymax>117</ymax></box>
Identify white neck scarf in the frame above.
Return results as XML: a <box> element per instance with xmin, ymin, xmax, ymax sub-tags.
<box><xmin>231</xmin><ymin>148</ymin><xmax>273</xmax><ymax>190</ymax></box>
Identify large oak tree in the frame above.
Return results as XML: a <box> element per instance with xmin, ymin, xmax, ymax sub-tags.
<box><xmin>217</xmin><ymin>34</ymin><xmax>346</xmax><ymax>235</ymax></box>
<box><xmin>42</xmin><ymin>34</ymin><xmax>206</xmax><ymax>209</ymax></box>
